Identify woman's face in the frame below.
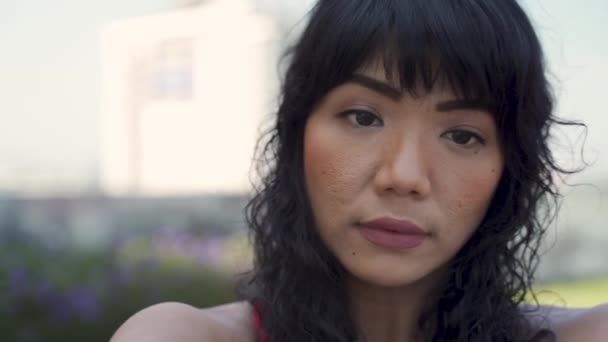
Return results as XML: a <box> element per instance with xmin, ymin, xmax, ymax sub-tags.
<box><xmin>303</xmin><ymin>63</ymin><xmax>504</xmax><ymax>287</ymax></box>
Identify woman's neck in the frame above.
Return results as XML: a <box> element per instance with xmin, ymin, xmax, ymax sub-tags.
<box><xmin>347</xmin><ymin>270</ymin><xmax>446</xmax><ymax>342</ymax></box>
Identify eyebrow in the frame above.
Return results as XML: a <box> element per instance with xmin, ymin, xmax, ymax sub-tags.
<box><xmin>348</xmin><ymin>74</ymin><xmax>403</xmax><ymax>101</ymax></box>
<box><xmin>348</xmin><ymin>74</ymin><xmax>493</xmax><ymax>113</ymax></box>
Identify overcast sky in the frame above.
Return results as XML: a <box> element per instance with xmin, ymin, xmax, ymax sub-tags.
<box><xmin>0</xmin><ymin>0</ymin><xmax>606</xmax><ymax>188</ymax></box>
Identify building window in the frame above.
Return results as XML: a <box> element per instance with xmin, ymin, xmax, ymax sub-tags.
<box><xmin>146</xmin><ymin>38</ymin><xmax>195</xmax><ymax>101</ymax></box>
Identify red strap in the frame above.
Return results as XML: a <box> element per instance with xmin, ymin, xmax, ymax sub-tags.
<box><xmin>252</xmin><ymin>302</ymin><xmax>270</xmax><ymax>342</ymax></box>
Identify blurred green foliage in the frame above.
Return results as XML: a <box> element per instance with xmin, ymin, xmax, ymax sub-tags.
<box><xmin>535</xmin><ymin>277</ymin><xmax>608</xmax><ymax>308</ymax></box>
<box><xmin>0</xmin><ymin>229</ymin><xmax>237</xmax><ymax>342</ymax></box>
<box><xmin>1</xmin><ymin>213</ymin><xmax>605</xmax><ymax>342</ymax></box>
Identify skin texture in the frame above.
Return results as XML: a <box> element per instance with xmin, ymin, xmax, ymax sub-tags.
<box><xmin>302</xmin><ymin>63</ymin><xmax>504</xmax><ymax>341</ymax></box>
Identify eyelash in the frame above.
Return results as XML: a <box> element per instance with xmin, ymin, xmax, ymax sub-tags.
<box><xmin>338</xmin><ymin>109</ymin><xmax>487</xmax><ymax>147</ymax></box>
<box><xmin>441</xmin><ymin>130</ymin><xmax>486</xmax><ymax>147</ymax></box>
<box><xmin>338</xmin><ymin>109</ymin><xmax>384</xmax><ymax>127</ymax></box>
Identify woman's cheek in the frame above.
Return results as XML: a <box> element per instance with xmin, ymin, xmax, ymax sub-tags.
<box><xmin>306</xmin><ymin>147</ymin><xmax>365</xmax><ymax>211</ymax></box>
<box><xmin>305</xmin><ymin>119</ymin><xmax>372</xmax><ymax>206</ymax></box>
<box><xmin>441</xmin><ymin>162</ymin><xmax>502</xmax><ymax>225</ymax></box>
<box><xmin>304</xmin><ymin>124</ymin><xmax>345</xmax><ymax>210</ymax></box>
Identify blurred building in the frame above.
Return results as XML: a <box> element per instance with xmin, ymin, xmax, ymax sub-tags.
<box><xmin>100</xmin><ymin>0</ymin><xmax>278</xmax><ymax>196</ymax></box>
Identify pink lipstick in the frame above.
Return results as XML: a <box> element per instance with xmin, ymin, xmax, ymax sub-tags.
<box><xmin>358</xmin><ymin>217</ymin><xmax>427</xmax><ymax>249</ymax></box>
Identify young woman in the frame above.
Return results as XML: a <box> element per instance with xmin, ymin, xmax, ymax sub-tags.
<box><xmin>111</xmin><ymin>0</ymin><xmax>608</xmax><ymax>341</ymax></box>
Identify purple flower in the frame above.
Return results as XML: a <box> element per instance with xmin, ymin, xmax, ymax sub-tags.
<box><xmin>66</xmin><ymin>287</ymin><xmax>99</xmax><ymax>322</ymax></box>
<box><xmin>33</xmin><ymin>279</ymin><xmax>57</xmax><ymax>306</ymax></box>
<box><xmin>46</xmin><ymin>292</ymin><xmax>73</xmax><ymax>323</ymax></box>
<box><xmin>194</xmin><ymin>238</ymin><xmax>224</xmax><ymax>266</ymax></box>
<box><xmin>8</xmin><ymin>268</ymin><xmax>28</xmax><ymax>296</ymax></box>
<box><xmin>6</xmin><ymin>268</ymin><xmax>36</xmax><ymax>315</ymax></box>
<box><xmin>109</xmin><ymin>266</ymin><xmax>135</xmax><ymax>285</ymax></box>
<box><xmin>45</xmin><ymin>286</ymin><xmax>100</xmax><ymax>323</ymax></box>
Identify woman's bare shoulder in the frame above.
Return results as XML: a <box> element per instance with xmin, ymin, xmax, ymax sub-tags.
<box><xmin>522</xmin><ymin>303</ymin><xmax>608</xmax><ymax>341</ymax></box>
<box><xmin>202</xmin><ymin>301</ymin><xmax>256</xmax><ymax>341</ymax></box>
<box><xmin>110</xmin><ymin>301</ymin><xmax>255</xmax><ymax>342</ymax></box>
<box><xmin>550</xmin><ymin>303</ymin><xmax>608</xmax><ymax>341</ymax></box>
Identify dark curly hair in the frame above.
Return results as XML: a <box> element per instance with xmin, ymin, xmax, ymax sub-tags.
<box><xmin>235</xmin><ymin>0</ymin><xmax>583</xmax><ymax>341</ymax></box>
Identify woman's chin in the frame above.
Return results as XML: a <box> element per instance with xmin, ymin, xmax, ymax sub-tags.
<box><xmin>347</xmin><ymin>268</ymin><xmax>428</xmax><ymax>289</ymax></box>
<box><xmin>344</xmin><ymin>259</ymin><xmax>449</xmax><ymax>290</ymax></box>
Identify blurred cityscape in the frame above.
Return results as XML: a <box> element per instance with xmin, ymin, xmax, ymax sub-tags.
<box><xmin>0</xmin><ymin>0</ymin><xmax>607</xmax><ymax>340</ymax></box>
<box><xmin>1</xmin><ymin>0</ymin><xmax>315</xmax><ymax>196</ymax></box>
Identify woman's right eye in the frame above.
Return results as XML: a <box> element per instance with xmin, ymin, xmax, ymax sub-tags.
<box><xmin>339</xmin><ymin>109</ymin><xmax>384</xmax><ymax>127</ymax></box>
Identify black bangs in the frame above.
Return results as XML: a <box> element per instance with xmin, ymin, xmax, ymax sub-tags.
<box><xmin>293</xmin><ymin>0</ymin><xmax>543</xmax><ymax>117</ymax></box>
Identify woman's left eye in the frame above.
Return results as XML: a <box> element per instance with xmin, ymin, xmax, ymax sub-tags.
<box><xmin>338</xmin><ymin>109</ymin><xmax>384</xmax><ymax>127</ymax></box>
<box><xmin>441</xmin><ymin>130</ymin><xmax>486</xmax><ymax>147</ymax></box>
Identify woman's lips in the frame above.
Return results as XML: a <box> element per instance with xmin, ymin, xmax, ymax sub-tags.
<box><xmin>357</xmin><ymin>217</ymin><xmax>428</xmax><ymax>249</ymax></box>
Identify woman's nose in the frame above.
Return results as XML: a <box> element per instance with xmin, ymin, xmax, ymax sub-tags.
<box><xmin>373</xmin><ymin>135</ymin><xmax>431</xmax><ymax>199</ymax></box>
